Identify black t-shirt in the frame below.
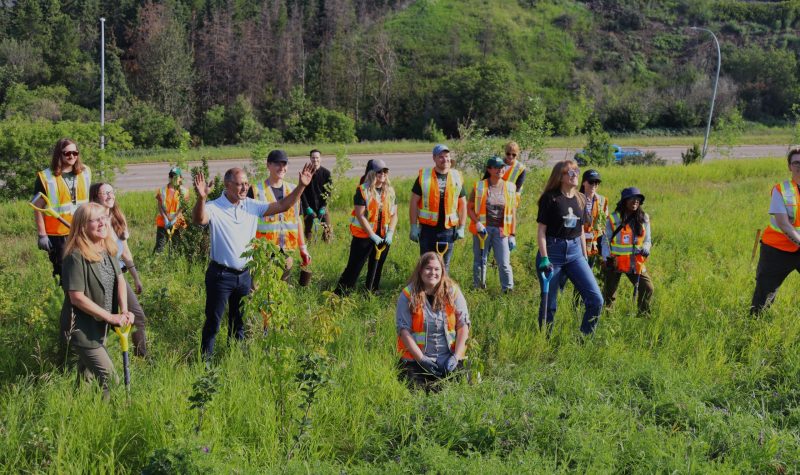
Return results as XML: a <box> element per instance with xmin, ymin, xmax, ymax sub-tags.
<box><xmin>536</xmin><ymin>191</ymin><xmax>587</xmax><ymax>239</ymax></box>
<box><xmin>300</xmin><ymin>166</ymin><xmax>332</xmax><ymax>212</ymax></box>
<box><xmin>411</xmin><ymin>171</ymin><xmax>466</xmax><ymax>230</ymax></box>
<box><xmin>354</xmin><ymin>187</ymin><xmax>384</xmax><ymax>232</ymax></box>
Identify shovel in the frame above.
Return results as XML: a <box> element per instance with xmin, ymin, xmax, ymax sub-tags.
<box><xmin>29</xmin><ymin>192</ymin><xmax>71</xmax><ymax>228</ymax></box>
<box><xmin>114</xmin><ymin>324</ymin><xmax>132</xmax><ymax>392</ymax></box>
<box><xmin>539</xmin><ymin>268</ymin><xmax>555</xmax><ymax>331</ymax></box>
<box><xmin>477</xmin><ymin>231</ymin><xmax>488</xmax><ymax>288</ymax></box>
<box><xmin>366</xmin><ymin>242</ymin><xmax>388</xmax><ymax>291</ymax></box>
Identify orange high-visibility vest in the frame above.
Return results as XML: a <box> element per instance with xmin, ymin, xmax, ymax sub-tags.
<box><xmin>255</xmin><ymin>181</ymin><xmax>300</xmax><ymax>250</ymax></box>
<box><xmin>762</xmin><ymin>180</ymin><xmax>800</xmax><ymax>252</ymax></box>
<box><xmin>37</xmin><ymin>166</ymin><xmax>91</xmax><ymax>236</ymax></box>
<box><xmin>608</xmin><ymin>211</ymin><xmax>646</xmax><ymax>274</ymax></box>
<box><xmin>349</xmin><ymin>184</ymin><xmax>393</xmax><ymax>238</ymax></box>
<box><xmin>397</xmin><ymin>284</ymin><xmax>457</xmax><ymax>361</ymax></box>
<box><xmin>502</xmin><ymin>160</ymin><xmax>526</xmax><ymax>194</ymax></box>
<box><xmin>416</xmin><ymin>168</ymin><xmax>462</xmax><ymax>228</ymax></box>
<box><xmin>155</xmin><ymin>186</ymin><xmax>189</xmax><ymax>228</ymax></box>
<box><xmin>583</xmin><ymin>194</ymin><xmax>608</xmax><ymax>256</ymax></box>
<box><xmin>468</xmin><ymin>179</ymin><xmax>516</xmax><ymax>236</ymax></box>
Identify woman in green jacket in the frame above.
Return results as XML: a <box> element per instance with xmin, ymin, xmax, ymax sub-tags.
<box><xmin>61</xmin><ymin>202</ymin><xmax>134</xmax><ymax>398</ymax></box>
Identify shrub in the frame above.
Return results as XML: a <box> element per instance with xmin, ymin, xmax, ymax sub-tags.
<box><xmin>682</xmin><ymin>143</ymin><xmax>703</xmax><ymax>165</ymax></box>
<box><xmin>513</xmin><ymin>96</ymin><xmax>553</xmax><ymax>166</ymax></box>
<box><xmin>452</xmin><ymin>120</ymin><xmax>495</xmax><ymax>174</ymax></box>
<box><xmin>621</xmin><ymin>151</ymin><xmax>666</xmax><ymax>166</ymax></box>
<box><xmin>422</xmin><ymin>118</ymin><xmax>446</xmax><ymax>142</ymax></box>
<box><xmin>2</xmin><ymin>83</ymin><xmax>69</xmax><ymax>121</ymax></box>
<box><xmin>579</xmin><ymin>118</ymin><xmax>614</xmax><ymax>166</ymax></box>
<box><xmin>225</xmin><ymin>95</ymin><xmax>277</xmax><ymax>144</ymax></box>
<box><xmin>200</xmin><ymin>105</ymin><xmax>226</xmax><ymax>146</ymax></box>
<box><xmin>0</xmin><ymin>118</ymin><xmax>132</xmax><ymax>199</ymax></box>
<box><xmin>120</xmin><ymin>101</ymin><xmax>185</xmax><ymax>149</ymax></box>
<box><xmin>285</xmin><ymin>106</ymin><xmax>356</xmax><ymax>144</ymax></box>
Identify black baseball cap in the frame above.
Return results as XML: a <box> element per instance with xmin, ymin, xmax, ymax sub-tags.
<box><xmin>267</xmin><ymin>150</ymin><xmax>289</xmax><ymax>163</ymax></box>
<box><xmin>582</xmin><ymin>169</ymin><xmax>601</xmax><ymax>183</ymax></box>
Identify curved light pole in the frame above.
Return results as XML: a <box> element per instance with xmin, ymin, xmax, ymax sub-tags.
<box><xmin>100</xmin><ymin>17</ymin><xmax>106</xmax><ymax>151</ymax></box>
<box><xmin>690</xmin><ymin>26</ymin><xmax>721</xmax><ymax>161</ymax></box>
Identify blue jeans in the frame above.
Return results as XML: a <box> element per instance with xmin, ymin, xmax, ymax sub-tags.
<box><xmin>201</xmin><ymin>262</ymin><xmax>253</xmax><ymax>357</ymax></box>
<box><xmin>472</xmin><ymin>227</ymin><xmax>513</xmax><ymax>290</ymax></box>
<box><xmin>536</xmin><ymin>236</ymin><xmax>603</xmax><ymax>334</ymax></box>
<box><xmin>419</xmin><ymin>226</ymin><xmax>457</xmax><ymax>273</ymax></box>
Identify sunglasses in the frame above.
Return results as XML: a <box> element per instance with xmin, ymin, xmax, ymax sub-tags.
<box><xmin>564</xmin><ymin>169</ymin><xmax>580</xmax><ymax>178</ymax></box>
<box><xmin>505</xmin><ymin>152</ymin><xmax>517</xmax><ymax>157</ymax></box>
<box><xmin>586</xmin><ymin>180</ymin><xmax>601</xmax><ymax>185</ymax></box>
<box><xmin>62</xmin><ymin>150</ymin><xmax>79</xmax><ymax>158</ymax></box>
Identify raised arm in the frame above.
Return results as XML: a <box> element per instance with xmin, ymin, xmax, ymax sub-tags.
<box><xmin>266</xmin><ymin>163</ymin><xmax>315</xmax><ymax>216</ymax></box>
<box><xmin>192</xmin><ymin>172</ymin><xmax>210</xmax><ymax>225</ymax></box>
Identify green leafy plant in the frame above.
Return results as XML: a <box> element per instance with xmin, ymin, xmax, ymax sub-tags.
<box><xmin>513</xmin><ymin>96</ymin><xmax>554</xmax><ymax>167</ymax></box>
<box><xmin>188</xmin><ymin>366</ymin><xmax>220</xmax><ymax>434</ymax></box>
<box><xmin>712</xmin><ymin>108</ymin><xmax>746</xmax><ymax>159</ymax></box>
<box><xmin>579</xmin><ymin>118</ymin><xmax>614</xmax><ymax>166</ymax></box>
<box><xmin>682</xmin><ymin>143</ymin><xmax>703</xmax><ymax>165</ymax></box>
<box><xmin>452</xmin><ymin>120</ymin><xmax>495</xmax><ymax>173</ymax></box>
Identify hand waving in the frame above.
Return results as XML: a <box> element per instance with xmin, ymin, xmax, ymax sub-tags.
<box><xmin>298</xmin><ymin>162</ymin><xmax>316</xmax><ymax>187</ymax></box>
<box><xmin>194</xmin><ymin>172</ymin><xmax>210</xmax><ymax>199</ymax></box>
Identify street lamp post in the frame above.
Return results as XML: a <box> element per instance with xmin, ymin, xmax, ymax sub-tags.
<box><xmin>100</xmin><ymin>17</ymin><xmax>106</xmax><ymax>151</ymax></box>
<box><xmin>690</xmin><ymin>26</ymin><xmax>721</xmax><ymax>161</ymax></box>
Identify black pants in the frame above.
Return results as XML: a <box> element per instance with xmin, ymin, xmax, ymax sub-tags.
<box><xmin>201</xmin><ymin>262</ymin><xmax>252</xmax><ymax>357</ymax></box>
<box><xmin>153</xmin><ymin>227</ymin><xmax>183</xmax><ymax>253</ymax></box>
<box><xmin>336</xmin><ymin>236</ymin><xmax>390</xmax><ymax>293</ymax></box>
<box><xmin>46</xmin><ymin>235</ymin><xmax>68</xmax><ymax>279</ymax></box>
<box><xmin>751</xmin><ymin>243</ymin><xmax>800</xmax><ymax>314</ymax></box>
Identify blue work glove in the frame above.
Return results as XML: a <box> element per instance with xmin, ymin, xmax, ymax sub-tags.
<box><xmin>385</xmin><ymin>230</ymin><xmax>394</xmax><ymax>246</ymax></box>
<box><xmin>444</xmin><ymin>355</ymin><xmax>459</xmax><ymax>373</ymax></box>
<box><xmin>37</xmin><ymin>235</ymin><xmax>52</xmax><ymax>252</ymax></box>
<box><xmin>409</xmin><ymin>223</ymin><xmax>420</xmax><ymax>242</ymax></box>
<box><xmin>369</xmin><ymin>234</ymin><xmax>384</xmax><ymax>246</ymax></box>
<box><xmin>418</xmin><ymin>357</ymin><xmax>443</xmax><ymax>377</ymax></box>
<box><xmin>508</xmin><ymin>235</ymin><xmax>517</xmax><ymax>252</ymax></box>
<box><xmin>537</xmin><ymin>256</ymin><xmax>553</xmax><ymax>274</ymax></box>
<box><xmin>476</xmin><ymin>222</ymin><xmax>486</xmax><ymax>234</ymax></box>
<box><xmin>305</xmin><ymin>207</ymin><xmax>316</xmax><ymax>218</ymax></box>
<box><xmin>455</xmin><ymin>226</ymin><xmax>465</xmax><ymax>240</ymax></box>
<box><xmin>638</xmin><ymin>248</ymin><xmax>650</xmax><ymax>258</ymax></box>
<box><xmin>318</xmin><ymin>207</ymin><xmax>327</xmax><ymax>217</ymax></box>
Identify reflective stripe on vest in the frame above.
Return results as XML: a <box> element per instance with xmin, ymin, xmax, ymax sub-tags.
<box><xmin>608</xmin><ymin>211</ymin><xmax>645</xmax><ymax>273</ymax></box>
<box><xmin>502</xmin><ymin>160</ymin><xmax>526</xmax><ymax>193</ymax></box>
<box><xmin>417</xmin><ymin>168</ymin><xmax>462</xmax><ymax>228</ymax></box>
<box><xmin>155</xmin><ymin>186</ymin><xmax>187</xmax><ymax>227</ymax></box>
<box><xmin>468</xmin><ymin>179</ymin><xmax>516</xmax><ymax>236</ymax></box>
<box><xmin>397</xmin><ymin>285</ymin><xmax>457</xmax><ymax>361</ymax></box>
<box><xmin>38</xmin><ymin>166</ymin><xmax>91</xmax><ymax>236</ymax></box>
<box><xmin>583</xmin><ymin>194</ymin><xmax>607</xmax><ymax>256</ymax></box>
<box><xmin>255</xmin><ymin>181</ymin><xmax>299</xmax><ymax>250</ymax></box>
<box><xmin>349</xmin><ymin>184</ymin><xmax>393</xmax><ymax>238</ymax></box>
<box><xmin>762</xmin><ymin>180</ymin><xmax>800</xmax><ymax>252</ymax></box>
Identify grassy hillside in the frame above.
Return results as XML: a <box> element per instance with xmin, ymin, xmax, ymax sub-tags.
<box><xmin>1</xmin><ymin>158</ymin><xmax>799</xmax><ymax>471</ymax></box>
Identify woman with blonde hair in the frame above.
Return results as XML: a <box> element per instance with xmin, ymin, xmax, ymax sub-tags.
<box><xmin>90</xmin><ymin>182</ymin><xmax>148</xmax><ymax>357</ymax></box>
<box><xmin>536</xmin><ymin>160</ymin><xmax>603</xmax><ymax>335</ymax></box>
<box><xmin>335</xmin><ymin>159</ymin><xmax>398</xmax><ymax>293</ymax></box>
<box><xmin>396</xmin><ymin>252</ymin><xmax>470</xmax><ymax>390</ymax></box>
<box><xmin>61</xmin><ymin>202</ymin><xmax>134</xmax><ymax>398</ymax></box>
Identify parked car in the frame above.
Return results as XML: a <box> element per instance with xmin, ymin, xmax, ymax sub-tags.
<box><xmin>574</xmin><ymin>144</ymin><xmax>644</xmax><ymax>166</ymax></box>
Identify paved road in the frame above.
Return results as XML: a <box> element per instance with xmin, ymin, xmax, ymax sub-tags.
<box><xmin>115</xmin><ymin>144</ymin><xmax>789</xmax><ymax>191</ymax></box>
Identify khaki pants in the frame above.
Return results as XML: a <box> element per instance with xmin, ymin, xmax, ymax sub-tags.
<box><xmin>74</xmin><ymin>344</ymin><xmax>116</xmax><ymax>400</ymax></box>
<box><xmin>603</xmin><ymin>269</ymin><xmax>654</xmax><ymax>315</ymax></box>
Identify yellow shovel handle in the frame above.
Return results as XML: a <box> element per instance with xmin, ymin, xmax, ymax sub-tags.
<box><xmin>477</xmin><ymin>232</ymin><xmax>488</xmax><ymax>250</ymax></box>
<box><xmin>28</xmin><ymin>192</ymin><xmax>71</xmax><ymax>228</ymax></box>
<box><xmin>114</xmin><ymin>325</ymin><xmax>132</xmax><ymax>353</ymax></box>
<box><xmin>374</xmin><ymin>243</ymin><xmax>388</xmax><ymax>261</ymax></box>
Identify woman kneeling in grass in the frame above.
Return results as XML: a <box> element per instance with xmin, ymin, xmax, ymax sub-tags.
<box><xmin>61</xmin><ymin>203</ymin><xmax>134</xmax><ymax>399</ymax></box>
<box><xmin>395</xmin><ymin>252</ymin><xmax>470</xmax><ymax>391</ymax></box>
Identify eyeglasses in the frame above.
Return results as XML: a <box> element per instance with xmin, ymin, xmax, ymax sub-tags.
<box><xmin>62</xmin><ymin>150</ymin><xmax>79</xmax><ymax>158</ymax></box>
<box><xmin>376</xmin><ymin>169</ymin><xmax>388</xmax><ymax>175</ymax></box>
<box><xmin>564</xmin><ymin>169</ymin><xmax>579</xmax><ymax>178</ymax></box>
<box><xmin>791</xmin><ymin>161</ymin><xmax>800</xmax><ymax>168</ymax></box>
<box><xmin>231</xmin><ymin>182</ymin><xmax>249</xmax><ymax>189</ymax></box>
<box><xmin>505</xmin><ymin>152</ymin><xmax>517</xmax><ymax>157</ymax></box>
<box><xmin>88</xmin><ymin>215</ymin><xmax>109</xmax><ymax>225</ymax></box>
<box><xmin>99</xmin><ymin>190</ymin><xmax>115</xmax><ymax>197</ymax></box>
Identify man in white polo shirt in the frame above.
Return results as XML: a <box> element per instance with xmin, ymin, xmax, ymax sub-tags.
<box><xmin>193</xmin><ymin>160</ymin><xmax>315</xmax><ymax>357</ymax></box>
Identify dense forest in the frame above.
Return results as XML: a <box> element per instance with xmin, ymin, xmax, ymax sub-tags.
<box><xmin>1</xmin><ymin>0</ymin><xmax>799</xmax><ymax>148</ymax></box>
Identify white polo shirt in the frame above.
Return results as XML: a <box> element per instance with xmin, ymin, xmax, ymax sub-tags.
<box><xmin>207</xmin><ymin>193</ymin><xmax>272</xmax><ymax>270</ymax></box>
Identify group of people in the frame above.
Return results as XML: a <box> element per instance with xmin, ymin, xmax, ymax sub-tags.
<box><xmin>32</xmin><ymin>136</ymin><xmax>800</xmax><ymax>394</ymax></box>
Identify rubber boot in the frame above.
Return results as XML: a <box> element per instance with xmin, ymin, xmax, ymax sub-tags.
<box><xmin>299</xmin><ymin>269</ymin><xmax>312</xmax><ymax>287</ymax></box>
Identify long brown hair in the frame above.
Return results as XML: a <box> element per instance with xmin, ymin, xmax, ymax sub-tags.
<box><xmin>50</xmin><ymin>138</ymin><xmax>85</xmax><ymax>176</ymax></box>
<box><xmin>538</xmin><ymin>160</ymin><xmax>586</xmax><ymax>209</ymax></box>
<box><xmin>406</xmin><ymin>252</ymin><xmax>456</xmax><ymax>312</ymax></box>
<box><xmin>89</xmin><ymin>182</ymin><xmax>128</xmax><ymax>238</ymax></box>
<box><xmin>64</xmin><ymin>203</ymin><xmax>118</xmax><ymax>262</ymax></box>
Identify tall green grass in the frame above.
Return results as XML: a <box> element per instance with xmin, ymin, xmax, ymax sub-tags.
<box><xmin>0</xmin><ymin>158</ymin><xmax>798</xmax><ymax>472</ymax></box>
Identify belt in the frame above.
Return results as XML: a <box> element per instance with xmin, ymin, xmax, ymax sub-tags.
<box><xmin>210</xmin><ymin>260</ymin><xmax>247</xmax><ymax>274</ymax></box>
<box><xmin>546</xmin><ymin>235</ymin><xmax>580</xmax><ymax>243</ymax></box>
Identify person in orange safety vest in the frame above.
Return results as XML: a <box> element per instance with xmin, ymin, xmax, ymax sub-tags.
<box><xmin>601</xmin><ymin>187</ymin><xmax>654</xmax><ymax>315</ymax></box>
<box><xmin>253</xmin><ymin>150</ymin><xmax>311</xmax><ymax>286</ymax></box>
<box><xmin>751</xmin><ymin>146</ymin><xmax>800</xmax><ymax>314</ymax></box>
<box><xmin>335</xmin><ymin>159</ymin><xmax>398</xmax><ymax>293</ymax></box>
<box><xmin>395</xmin><ymin>252</ymin><xmax>470</xmax><ymax>391</ymax></box>
<box><xmin>33</xmin><ymin>138</ymin><xmax>91</xmax><ymax>279</ymax></box>
<box><xmin>154</xmin><ymin>167</ymin><xmax>189</xmax><ymax>253</ymax></box>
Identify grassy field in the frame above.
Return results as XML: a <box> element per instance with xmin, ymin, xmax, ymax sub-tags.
<box><xmin>115</xmin><ymin>127</ymin><xmax>796</xmax><ymax>164</ymax></box>
<box><xmin>1</xmin><ymin>158</ymin><xmax>799</xmax><ymax>472</ymax></box>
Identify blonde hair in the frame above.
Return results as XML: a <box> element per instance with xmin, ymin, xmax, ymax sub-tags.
<box><xmin>362</xmin><ymin>170</ymin><xmax>395</xmax><ymax>207</ymax></box>
<box><xmin>89</xmin><ymin>182</ymin><xmax>128</xmax><ymax>238</ymax></box>
<box><xmin>406</xmin><ymin>252</ymin><xmax>456</xmax><ymax>312</ymax></box>
<box><xmin>64</xmin><ymin>203</ymin><xmax>118</xmax><ymax>262</ymax></box>
<box><xmin>504</xmin><ymin>141</ymin><xmax>520</xmax><ymax>155</ymax></box>
<box><xmin>538</xmin><ymin>160</ymin><xmax>586</xmax><ymax>209</ymax></box>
